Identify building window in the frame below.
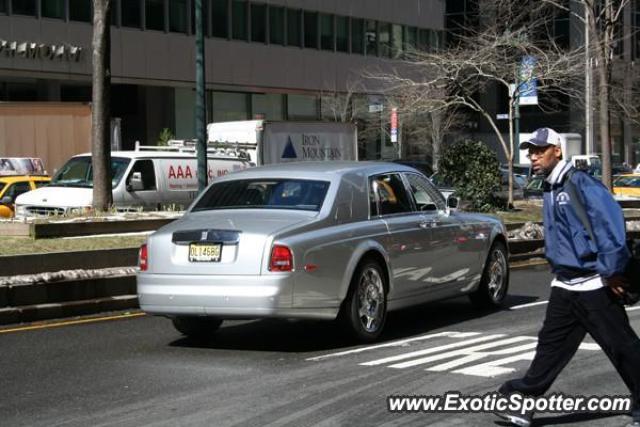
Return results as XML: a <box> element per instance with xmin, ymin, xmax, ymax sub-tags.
<box><xmin>69</xmin><ymin>0</ymin><xmax>92</xmax><ymax>22</ymax></box>
<box><xmin>304</xmin><ymin>11</ymin><xmax>318</xmax><ymax>49</ymax></box>
<box><xmin>287</xmin><ymin>94</ymin><xmax>318</xmax><ymax>120</ymax></box>
<box><xmin>269</xmin><ymin>6</ymin><xmax>284</xmax><ymax>45</ymax></box>
<box><xmin>42</xmin><ymin>0</ymin><xmax>65</xmax><ymax>19</ymax></box>
<box><xmin>146</xmin><ymin>0</ymin><xmax>165</xmax><ymax>31</ymax></box>
<box><xmin>0</xmin><ymin>0</ymin><xmax>7</xmax><ymax>14</ymax></box>
<box><xmin>351</xmin><ymin>18</ymin><xmax>364</xmax><ymax>54</ymax></box>
<box><xmin>391</xmin><ymin>24</ymin><xmax>403</xmax><ymax>58</ymax></box>
<box><xmin>320</xmin><ymin>14</ymin><xmax>334</xmax><ymax>51</ymax></box>
<box><xmin>122</xmin><ymin>0</ymin><xmax>142</xmax><ymax>28</ymax></box>
<box><xmin>169</xmin><ymin>0</ymin><xmax>187</xmax><ymax>33</ymax></box>
<box><xmin>404</xmin><ymin>26</ymin><xmax>417</xmax><ymax>53</ymax></box>
<box><xmin>211</xmin><ymin>0</ymin><xmax>228</xmax><ymax>38</ymax></box>
<box><xmin>336</xmin><ymin>16</ymin><xmax>348</xmax><ymax>53</ymax></box>
<box><xmin>287</xmin><ymin>8</ymin><xmax>301</xmax><ymax>47</ymax></box>
<box><xmin>379</xmin><ymin>22</ymin><xmax>391</xmax><ymax>58</ymax></box>
<box><xmin>365</xmin><ymin>20</ymin><xmax>377</xmax><ymax>56</ymax></box>
<box><xmin>232</xmin><ymin>0</ymin><xmax>247</xmax><ymax>40</ymax></box>
<box><xmin>251</xmin><ymin>3</ymin><xmax>266</xmax><ymax>43</ymax></box>
<box><xmin>251</xmin><ymin>93</ymin><xmax>284</xmax><ymax>120</ymax></box>
<box><xmin>635</xmin><ymin>2</ymin><xmax>640</xmax><ymax>59</ymax></box>
<box><xmin>212</xmin><ymin>91</ymin><xmax>250</xmax><ymax>122</ymax></box>
<box><xmin>12</xmin><ymin>0</ymin><xmax>36</xmax><ymax>16</ymax></box>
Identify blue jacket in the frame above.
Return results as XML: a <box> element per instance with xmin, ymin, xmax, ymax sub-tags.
<box><xmin>543</xmin><ymin>165</ymin><xmax>629</xmax><ymax>281</ymax></box>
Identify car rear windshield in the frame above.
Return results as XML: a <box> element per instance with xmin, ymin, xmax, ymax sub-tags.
<box><xmin>614</xmin><ymin>176</ymin><xmax>640</xmax><ymax>188</ymax></box>
<box><xmin>192</xmin><ymin>179</ymin><xmax>330</xmax><ymax>212</ymax></box>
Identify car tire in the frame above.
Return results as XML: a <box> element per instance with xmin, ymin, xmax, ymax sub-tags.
<box><xmin>172</xmin><ymin>316</ymin><xmax>223</xmax><ymax>338</ymax></box>
<box><xmin>341</xmin><ymin>259</ymin><xmax>388</xmax><ymax>342</ymax></box>
<box><xmin>469</xmin><ymin>241</ymin><xmax>509</xmax><ymax>309</ymax></box>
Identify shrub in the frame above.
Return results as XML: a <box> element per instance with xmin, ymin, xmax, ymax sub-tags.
<box><xmin>438</xmin><ymin>139</ymin><xmax>501</xmax><ymax>212</ymax></box>
<box><xmin>158</xmin><ymin>128</ymin><xmax>174</xmax><ymax>146</ymax></box>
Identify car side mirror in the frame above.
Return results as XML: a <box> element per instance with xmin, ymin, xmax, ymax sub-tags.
<box><xmin>447</xmin><ymin>196</ymin><xmax>459</xmax><ymax>209</ymax></box>
<box><xmin>0</xmin><ymin>196</ymin><xmax>12</xmax><ymax>205</ymax></box>
<box><xmin>128</xmin><ymin>172</ymin><xmax>144</xmax><ymax>192</ymax></box>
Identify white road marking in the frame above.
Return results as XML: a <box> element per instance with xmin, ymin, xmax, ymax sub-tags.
<box><xmin>360</xmin><ymin>334</ymin><xmax>506</xmax><ymax>367</ymax></box>
<box><xmin>386</xmin><ymin>336</ymin><xmax>535</xmax><ymax>369</ymax></box>
<box><xmin>509</xmin><ymin>301</ymin><xmax>549</xmax><ymax>310</ymax></box>
<box><xmin>626</xmin><ymin>306</ymin><xmax>640</xmax><ymax>312</ymax></box>
<box><xmin>455</xmin><ymin>351</ymin><xmax>537</xmax><ymax>377</ymax></box>
<box><xmin>304</xmin><ymin>331</ymin><xmax>480</xmax><ymax>362</ymax></box>
<box><xmin>426</xmin><ymin>342</ymin><xmax>539</xmax><ymax>372</ymax></box>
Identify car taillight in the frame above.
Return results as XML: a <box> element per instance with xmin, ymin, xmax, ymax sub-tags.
<box><xmin>139</xmin><ymin>244</ymin><xmax>148</xmax><ymax>271</ymax></box>
<box><xmin>269</xmin><ymin>245</ymin><xmax>293</xmax><ymax>272</ymax></box>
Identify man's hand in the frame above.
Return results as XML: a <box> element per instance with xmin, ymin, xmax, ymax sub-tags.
<box><xmin>604</xmin><ymin>275</ymin><xmax>628</xmax><ymax>297</ymax></box>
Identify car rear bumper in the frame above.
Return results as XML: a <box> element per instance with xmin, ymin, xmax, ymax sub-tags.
<box><xmin>136</xmin><ymin>273</ymin><xmax>338</xmax><ymax>320</ymax></box>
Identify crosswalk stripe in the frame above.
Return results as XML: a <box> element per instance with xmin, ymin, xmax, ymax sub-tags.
<box><xmin>305</xmin><ymin>331</ymin><xmax>480</xmax><ymax>362</ymax></box>
<box><xmin>359</xmin><ymin>334</ymin><xmax>505</xmax><ymax>367</ymax></box>
<box><xmin>454</xmin><ymin>351</ymin><xmax>538</xmax><ymax>377</ymax></box>
<box><xmin>387</xmin><ymin>336</ymin><xmax>535</xmax><ymax>369</ymax></box>
<box><xmin>426</xmin><ymin>341</ymin><xmax>539</xmax><ymax>372</ymax></box>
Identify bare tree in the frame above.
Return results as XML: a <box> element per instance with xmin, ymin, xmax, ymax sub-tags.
<box><xmin>91</xmin><ymin>0</ymin><xmax>112</xmax><ymax>211</ymax></box>
<box><xmin>367</xmin><ymin>0</ymin><xmax>582</xmax><ymax>206</ymax></box>
<box><xmin>544</xmin><ymin>0</ymin><xmax>631</xmax><ymax>189</ymax></box>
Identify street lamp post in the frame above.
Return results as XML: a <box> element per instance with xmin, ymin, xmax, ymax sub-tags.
<box><xmin>195</xmin><ymin>0</ymin><xmax>207</xmax><ymax>193</ymax></box>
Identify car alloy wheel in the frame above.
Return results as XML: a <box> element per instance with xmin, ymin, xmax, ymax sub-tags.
<box><xmin>487</xmin><ymin>247</ymin><xmax>508</xmax><ymax>302</ymax></box>
<box><xmin>357</xmin><ymin>266</ymin><xmax>385</xmax><ymax>333</ymax></box>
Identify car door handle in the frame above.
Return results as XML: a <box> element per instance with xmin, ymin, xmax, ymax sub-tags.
<box><xmin>418</xmin><ymin>220</ymin><xmax>435</xmax><ymax>229</ymax></box>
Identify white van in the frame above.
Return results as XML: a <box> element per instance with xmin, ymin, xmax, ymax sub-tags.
<box><xmin>14</xmin><ymin>144</ymin><xmax>251</xmax><ymax>217</ymax></box>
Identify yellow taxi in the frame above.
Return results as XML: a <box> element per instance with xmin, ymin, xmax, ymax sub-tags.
<box><xmin>0</xmin><ymin>175</ymin><xmax>51</xmax><ymax>217</ymax></box>
<box><xmin>613</xmin><ymin>173</ymin><xmax>640</xmax><ymax>198</ymax></box>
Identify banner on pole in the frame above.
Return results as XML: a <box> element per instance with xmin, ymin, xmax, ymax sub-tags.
<box><xmin>519</xmin><ymin>56</ymin><xmax>538</xmax><ymax>106</ymax></box>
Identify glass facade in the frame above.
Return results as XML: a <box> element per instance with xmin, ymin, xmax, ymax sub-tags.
<box><xmin>251</xmin><ymin>3</ymin><xmax>266</xmax><ymax>43</ymax></box>
<box><xmin>251</xmin><ymin>94</ymin><xmax>283</xmax><ymax>120</ymax></box>
<box><xmin>365</xmin><ymin>20</ymin><xmax>377</xmax><ymax>56</ymax></box>
<box><xmin>69</xmin><ymin>0</ymin><xmax>91</xmax><ymax>22</ymax></box>
<box><xmin>336</xmin><ymin>16</ymin><xmax>348</xmax><ymax>52</ymax></box>
<box><xmin>320</xmin><ymin>14</ymin><xmax>334</xmax><ymax>51</ymax></box>
<box><xmin>232</xmin><ymin>0</ymin><xmax>248</xmax><ymax>40</ymax></box>
<box><xmin>269</xmin><ymin>6</ymin><xmax>285</xmax><ymax>45</ymax></box>
<box><xmin>122</xmin><ymin>0</ymin><xmax>142</xmax><ymax>28</ymax></box>
<box><xmin>287</xmin><ymin>8</ymin><xmax>302</xmax><ymax>47</ymax></box>
<box><xmin>304</xmin><ymin>11</ymin><xmax>318</xmax><ymax>49</ymax></box>
<box><xmin>169</xmin><ymin>0</ymin><xmax>187</xmax><ymax>33</ymax></box>
<box><xmin>211</xmin><ymin>0</ymin><xmax>229</xmax><ymax>38</ymax></box>
<box><xmin>146</xmin><ymin>0</ymin><xmax>165</xmax><ymax>31</ymax></box>
<box><xmin>12</xmin><ymin>0</ymin><xmax>36</xmax><ymax>16</ymax></box>
<box><xmin>42</xmin><ymin>0</ymin><xmax>65</xmax><ymax>19</ymax></box>
<box><xmin>351</xmin><ymin>18</ymin><xmax>364</xmax><ymax>54</ymax></box>
<box><xmin>287</xmin><ymin>94</ymin><xmax>318</xmax><ymax>120</ymax></box>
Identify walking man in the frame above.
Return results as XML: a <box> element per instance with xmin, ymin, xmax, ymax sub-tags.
<box><xmin>495</xmin><ymin>128</ymin><xmax>640</xmax><ymax>427</ymax></box>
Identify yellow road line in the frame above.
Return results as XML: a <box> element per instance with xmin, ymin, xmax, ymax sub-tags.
<box><xmin>0</xmin><ymin>312</ymin><xmax>146</xmax><ymax>334</ymax></box>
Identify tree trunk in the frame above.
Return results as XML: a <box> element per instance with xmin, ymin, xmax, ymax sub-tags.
<box><xmin>91</xmin><ymin>0</ymin><xmax>112</xmax><ymax>211</ymax></box>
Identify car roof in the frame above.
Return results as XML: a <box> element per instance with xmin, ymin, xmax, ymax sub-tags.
<box><xmin>219</xmin><ymin>161</ymin><xmax>421</xmax><ymax>179</ymax></box>
<box><xmin>72</xmin><ymin>151</ymin><xmax>247</xmax><ymax>160</ymax></box>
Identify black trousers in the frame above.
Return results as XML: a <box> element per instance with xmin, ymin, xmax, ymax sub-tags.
<box><xmin>501</xmin><ymin>286</ymin><xmax>640</xmax><ymax>416</ymax></box>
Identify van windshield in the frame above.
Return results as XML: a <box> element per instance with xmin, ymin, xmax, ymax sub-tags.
<box><xmin>192</xmin><ymin>179</ymin><xmax>330</xmax><ymax>212</ymax></box>
<box><xmin>51</xmin><ymin>157</ymin><xmax>131</xmax><ymax>188</ymax></box>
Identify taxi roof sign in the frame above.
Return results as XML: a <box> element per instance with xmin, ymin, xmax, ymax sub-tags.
<box><xmin>0</xmin><ymin>157</ymin><xmax>47</xmax><ymax>176</ymax></box>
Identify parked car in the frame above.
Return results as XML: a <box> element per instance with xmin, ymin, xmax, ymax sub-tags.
<box><xmin>0</xmin><ymin>175</ymin><xmax>51</xmax><ymax>218</ymax></box>
<box><xmin>523</xmin><ymin>175</ymin><xmax>545</xmax><ymax>200</ymax></box>
<box><xmin>613</xmin><ymin>173</ymin><xmax>640</xmax><ymax>198</ymax></box>
<box><xmin>137</xmin><ymin>161</ymin><xmax>509</xmax><ymax>342</ymax></box>
<box><xmin>14</xmin><ymin>143</ymin><xmax>251</xmax><ymax>217</ymax></box>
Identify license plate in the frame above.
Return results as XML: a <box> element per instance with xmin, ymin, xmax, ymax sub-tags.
<box><xmin>189</xmin><ymin>243</ymin><xmax>222</xmax><ymax>262</ymax></box>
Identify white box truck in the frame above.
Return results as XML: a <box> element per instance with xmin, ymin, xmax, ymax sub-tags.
<box><xmin>518</xmin><ymin>132</ymin><xmax>584</xmax><ymax>165</ymax></box>
<box><xmin>207</xmin><ymin>120</ymin><xmax>358</xmax><ymax>166</ymax></box>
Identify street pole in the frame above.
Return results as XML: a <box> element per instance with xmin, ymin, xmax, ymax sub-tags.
<box><xmin>195</xmin><ymin>0</ymin><xmax>208</xmax><ymax>193</ymax></box>
<box><xmin>585</xmin><ymin>5</ymin><xmax>593</xmax><ymax>155</ymax></box>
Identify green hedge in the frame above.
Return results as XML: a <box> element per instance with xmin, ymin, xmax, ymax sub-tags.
<box><xmin>439</xmin><ymin>139</ymin><xmax>501</xmax><ymax>212</ymax></box>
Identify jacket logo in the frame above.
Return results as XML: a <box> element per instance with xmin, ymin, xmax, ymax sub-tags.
<box><xmin>556</xmin><ymin>192</ymin><xmax>570</xmax><ymax>205</ymax></box>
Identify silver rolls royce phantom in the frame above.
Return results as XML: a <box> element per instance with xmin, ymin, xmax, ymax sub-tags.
<box><xmin>137</xmin><ymin>161</ymin><xmax>509</xmax><ymax>342</ymax></box>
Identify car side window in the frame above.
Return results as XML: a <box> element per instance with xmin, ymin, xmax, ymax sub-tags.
<box><xmin>405</xmin><ymin>173</ymin><xmax>446</xmax><ymax>211</ymax></box>
<box><xmin>369</xmin><ymin>173</ymin><xmax>413</xmax><ymax>216</ymax></box>
<box><xmin>4</xmin><ymin>182</ymin><xmax>32</xmax><ymax>203</ymax></box>
<box><xmin>128</xmin><ymin>160</ymin><xmax>157</xmax><ymax>190</ymax></box>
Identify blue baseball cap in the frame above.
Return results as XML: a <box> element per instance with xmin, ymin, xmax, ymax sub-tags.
<box><xmin>519</xmin><ymin>128</ymin><xmax>563</xmax><ymax>150</ymax></box>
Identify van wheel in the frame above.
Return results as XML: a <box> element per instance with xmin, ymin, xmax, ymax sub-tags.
<box><xmin>340</xmin><ymin>259</ymin><xmax>387</xmax><ymax>342</ymax></box>
<box><xmin>469</xmin><ymin>241</ymin><xmax>509</xmax><ymax>309</ymax></box>
<box><xmin>172</xmin><ymin>316</ymin><xmax>223</xmax><ymax>338</ymax></box>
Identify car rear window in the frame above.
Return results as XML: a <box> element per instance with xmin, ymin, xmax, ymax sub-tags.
<box><xmin>192</xmin><ymin>179</ymin><xmax>330</xmax><ymax>212</ymax></box>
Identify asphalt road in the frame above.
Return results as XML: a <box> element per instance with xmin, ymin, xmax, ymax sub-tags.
<box><xmin>1</xmin><ymin>265</ymin><xmax>639</xmax><ymax>427</ymax></box>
